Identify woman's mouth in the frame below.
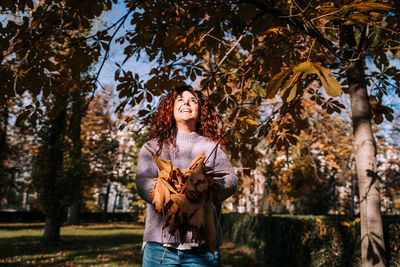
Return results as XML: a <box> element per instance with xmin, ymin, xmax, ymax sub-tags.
<box><xmin>180</xmin><ymin>108</ymin><xmax>192</xmax><ymax>113</ymax></box>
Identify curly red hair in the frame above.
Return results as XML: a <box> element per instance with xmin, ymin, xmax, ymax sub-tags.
<box><xmin>148</xmin><ymin>85</ymin><xmax>225</xmax><ymax>154</ymax></box>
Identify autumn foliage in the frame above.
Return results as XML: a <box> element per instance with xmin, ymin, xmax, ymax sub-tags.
<box><xmin>146</xmin><ymin>147</ymin><xmax>226</xmax><ymax>252</ymax></box>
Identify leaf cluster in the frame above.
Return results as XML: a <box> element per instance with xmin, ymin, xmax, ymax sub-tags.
<box><xmin>146</xmin><ymin>147</ymin><xmax>227</xmax><ymax>252</ymax></box>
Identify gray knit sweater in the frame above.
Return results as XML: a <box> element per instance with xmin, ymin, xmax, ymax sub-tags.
<box><xmin>136</xmin><ymin>131</ymin><xmax>237</xmax><ymax>246</ymax></box>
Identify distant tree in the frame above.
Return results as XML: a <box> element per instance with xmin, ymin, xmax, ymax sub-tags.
<box><xmin>80</xmin><ymin>88</ymin><xmax>133</xmax><ymax>219</ymax></box>
<box><xmin>274</xmin><ymin>98</ymin><xmax>353</xmax><ymax>214</ymax></box>
<box><xmin>0</xmin><ymin>97</ymin><xmax>37</xmax><ymax>210</ymax></box>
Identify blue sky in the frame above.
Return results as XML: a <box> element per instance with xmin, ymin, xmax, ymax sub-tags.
<box><xmin>95</xmin><ymin>3</ymin><xmax>153</xmax><ymax>88</ymax></box>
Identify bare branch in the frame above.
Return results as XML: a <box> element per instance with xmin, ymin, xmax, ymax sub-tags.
<box><xmin>87</xmin><ymin>7</ymin><xmax>135</xmax><ymax>105</ymax></box>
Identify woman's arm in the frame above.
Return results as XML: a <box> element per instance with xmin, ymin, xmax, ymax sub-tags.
<box><xmin>208</xmin><ymin>145</ymin><xmax>237</xmax><ymax>202</ymax></box>
<box><xmin>135</xmin><ymin>142</ymin><xmax>158</xmax><ymax>204</ymax></box>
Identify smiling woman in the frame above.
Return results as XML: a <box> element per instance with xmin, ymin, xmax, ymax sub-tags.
<box><xmin>173</xmin><ymin>90</ymin><xmax>200</xmax><ymax>133</ymax></box>
<box><xmin>135</xmin><ymin>85</ymin><xmax>237</xmax><ymax>266</ymax></box>
<box><xmin>146</xmin><ymin>85</ymin><xmax>225</xmax><ymax>154</ymax></box>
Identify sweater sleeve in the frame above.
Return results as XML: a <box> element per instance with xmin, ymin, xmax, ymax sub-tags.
<box><xmin>135</xmin><ymin>142</ymin><xmax>158</xmax><ymax>204</ymax></box>
<box><xmin>208</xmin><ymin>145</ymin><xmax>237</xmax><ymax>202</ymax></box>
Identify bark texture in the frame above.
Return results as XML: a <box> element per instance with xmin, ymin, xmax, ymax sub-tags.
<box><xmin>340</xmin><ymin>25</ymin><xmax>385</xmax><ymax>267</ymax></box>
<box><xmin>42</xmin><ymin>217</ymin><xmax>61</xmax><ymax>244</ymax></box>
<box><xmin>67</xmin><ymin>91</ymin><xmax>85</xmax><ymax>225</ymax></box>
<box><xmin>40</xmin><ymin>97</ymin><xmax>67</xmax><ymax>244</ymax></box>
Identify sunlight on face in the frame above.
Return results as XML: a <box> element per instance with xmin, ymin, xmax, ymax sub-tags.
<box><xmin>173</xmin><ymin>90</ymin><xmax>200</xmax><ymax>132</ymax></box>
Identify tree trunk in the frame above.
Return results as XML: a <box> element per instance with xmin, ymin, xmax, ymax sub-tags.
<box><xmin>39</xmin><ymin>97</ymin><xmax>67</xmax><ymax>244</ymax></box>
<box><xmin>42</xmin><ymin>217</ymin><xmax>61</xmax><ymax>244</ymax></box>
<box><xmin>113</xmin><ymin>190</ymin><xmax>120</xmax><ymax>212</ymax></box>
<box><xmin>67</xmin><ymin>199</ymin><xmax>80</xmax><ymax>225</ymax></box>
<box><xmin>102</xmin><ymin>183</ymin><xmax>111</xmax><ymax>222</ymax></box>
<box><xmin>341</xmin><ymin>25</ymin><xmax>385</xmax><ymax>267</ymax></box>
<box><xmin>0</xmin><ymin>104</ymin><xmax>9</xmax><ymax>203</ymax></box>
<box><xmin>67</xmin><ymin>91</ymin><xmax>85</xmax><ymax>225</ymax></box>
<box><xmin>0</xmin><ymin>104</ymin><xmax>7</xmax><ymax>164</ymax></box>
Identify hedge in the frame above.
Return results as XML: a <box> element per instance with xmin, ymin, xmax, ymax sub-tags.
<box><xmin>221</xmin><ymin>213</ymin><xmax>400</xmax><ymax>267</ymax></box>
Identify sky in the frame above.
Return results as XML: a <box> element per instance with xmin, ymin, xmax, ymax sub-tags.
<box><xmin>95</xmin><ymin>3</ymin><xmax>153</xmax><ymax>89</ymax></box>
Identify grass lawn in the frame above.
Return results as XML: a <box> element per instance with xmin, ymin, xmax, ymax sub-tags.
<box><xmin>0</xmin><ymin>222</ymin><xmax>264</xmax><ymax>266</ymax></box>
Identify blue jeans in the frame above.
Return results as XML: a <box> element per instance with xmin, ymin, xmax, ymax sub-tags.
<box><xmin>142</xmin><ymin>242</ymin><xmax>220</xmax><ymax>267</ymax></box>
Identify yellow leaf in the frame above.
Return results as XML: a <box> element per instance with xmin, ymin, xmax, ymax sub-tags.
<box><xmin>348</xmin><ymin>2</ymin><xmax>392</xmax><ymax>11</ymax></box>
<box><xmin>187</xmin><ymin>26</ymin><xmax>195</xmax><ymax>35</ymax></box>
<box><xmin>286</xmin><ymin>84</ymin><xmax>297</xmax><ymax>102</ymax></box>
<box><xmin>342</xmin><ymin>20</ymin><xmax>356</xmax><ymax>25</ymax></box>
<box><xmin>321</xmin><ymin>75</ymin><xmax>341</xmax><ymax>97</ymax></box>
<box><xmin>196</xmin><ymin>38</ymin><xmax>203</xmax><ymax>46</ymax></box>
<box><xmin>340</xmin><ymin>221</ymin><xmax>351</xmax><ymax>227</ymax></box>
<box><xmin>266</xmin><ymin>27</ymin><xmax>285</xmax><ymax>34</ymax></box>
<box><xmin>245</xmin><ymin>118</ymin><xmax>259</xmax><ymax>126</ymax></box>
<box><xmin>145</xmin><ymin>146</ymin><xmax>173</xmax><ymax>172</ymax></box>
<box><xmin>280</xmin><ymin>72</ymin><xmax>300</xmax><ymax>101</ymax></box>
<box><xmin>348</xmin><ymin>13</ymin><xmax>369</xmax><ymax>23</ymax></box>
<box><xmin>384</xmin><ymin>46</ymin><xmax>400</xmax><ymax>50</ymax></box>
<box><xmin>312</xmin><ymin>63</ymin><xmax>342</xmax><ymax>97</ymax></box>
<box><xmin>293</xmin><ymin>61</ymin><xmax>317</xmax><ymax>74</ymax></box>
<box><xmin>266</xmin><ymin>67</ymin><xmax>293</xmax><ymax>98</ymax></box>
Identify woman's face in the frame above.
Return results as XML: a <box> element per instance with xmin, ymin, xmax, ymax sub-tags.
<box><xmin>173</xmin><ymin>90</ymin><xmax>200</xmax><ymax>132</ymax></box>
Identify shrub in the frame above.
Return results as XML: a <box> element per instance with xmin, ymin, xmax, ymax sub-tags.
<box><xmin>222</xmin><ymin>213</ymin><xmax>400</xmax><ymax>267</ymax></box>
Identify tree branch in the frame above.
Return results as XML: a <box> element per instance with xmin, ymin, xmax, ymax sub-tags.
<box><xmin>245</xmin><ymin>0</ymin><xmax>344</xmax><ymax>61</ymax></box>
<box><xmin>86</xmin><ymin>6</ymin><xmax>135</xmax><ymax>108</ymax></box>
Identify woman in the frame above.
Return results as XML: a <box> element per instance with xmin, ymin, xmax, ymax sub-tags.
<box><xmin>136</xmin><ymin>85</ymin><xmax>237</xmax><ymax>266</ymax></box>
